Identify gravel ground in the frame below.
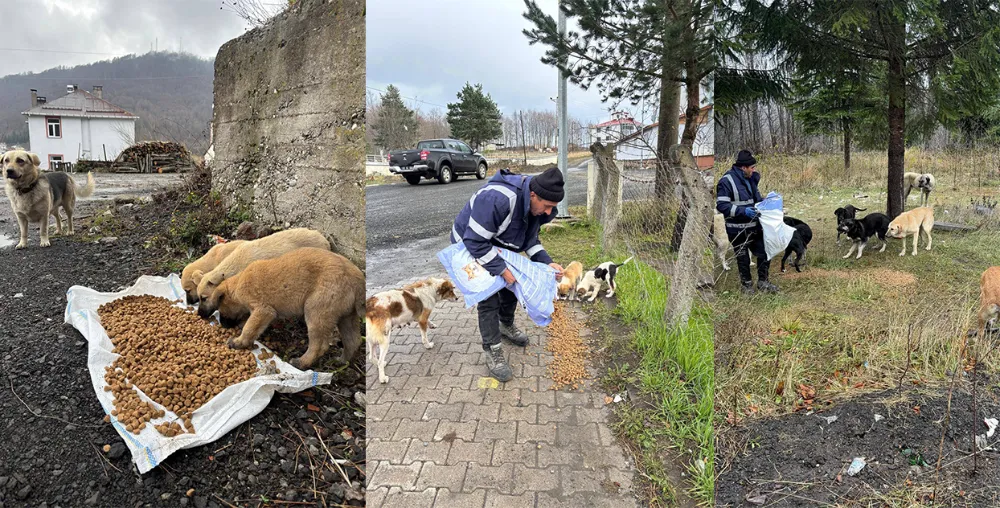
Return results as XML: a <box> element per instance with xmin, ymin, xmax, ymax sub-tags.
<box><xmin>0</xmin><ymin>173</ymin><xmax>365</xmax><ymax>508</ymax></box>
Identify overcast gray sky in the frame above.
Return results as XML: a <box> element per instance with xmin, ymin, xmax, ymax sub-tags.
<box><xmin>0</xmin><ymin>0</ymin><xmax>272</xmax><ymax>74</ymax></box>
<box><xmin>366</xmin><ymin>0</ymin><xmax>642</xmax><ymax>127</ymax></box>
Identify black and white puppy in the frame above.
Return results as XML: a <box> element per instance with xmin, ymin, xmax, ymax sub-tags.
<box><xmin>833</xmin><ymin>205</ymin><xmax>867</xmax><ymax>245</ymax></box>
<box><xmin>839</xmin><ymin>213</ymin><xmax>890</xmax><ymax>259</ymax></box>
<box><xmin>576</xmin><ymin>256</ymin><xmax>633</xmax><ymax>302</ymax></box>
<box><xmin>781</xmin><ymin>216</ymin><xmax>813</xmax><ymax>273</ymax></box>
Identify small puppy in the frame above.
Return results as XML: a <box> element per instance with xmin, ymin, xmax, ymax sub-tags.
<box><xmin>781</xmin><ymin>216</ymin><xmax>812</xmax><ymax>273</ymax></box>
<box><xmin>3</xmin><ymin>150</ymin><xmax>95</xmax><ymax>248</ymax></box>
<box><xmin>181</xmin><ymin>240</ymin><xmax>248</xmax><ymax>304</ymax></box>
<box><xmin>978</xmin><ymin>266</ymin><xmax>1000</xmax><ymax>337</ymax></box>
<box><xmin>904</xmin><ymin>172</ymin><xmax>935</xmax><ymax>207</ymax></box>
<box><xmin>198</xmin><ymin>247</ymin><xmax>365</xmax><ymax>369</ymax></box>
<box><xmin>834</xmin><ymin>205</ymin><xmax>867</xmax><ymax>245</ymax></box>
<box><xmin>840</xmin><ymin>213</ymin><xmax>891</xmax><ymax>259</ymax></box>
<box><xmin>712</xmin><ymin>213</ymin><xmax>732</xmax><ymax>270</ymax></box>
<box><xmin>887</xmin><ymin>206</ymin><xmax>934</xmax><ymax>256</ymax></box>
<box><xmin>195</xmin><ymin>228</ymin><xmax>330</xmax><ymax>302</ymax></box>
<box><xmin>557</xmin><ymin>261</ymin><xmax>584</xmax><ymax>300</ymax></box>
<box><xmin>576</xmin><ymin>256</ymin><xmax>633</xmax><ymax>302</ymax></box>
<box><xmin>365</xmin><ymin>278</ymin><xmax>459</xmax><ymax>383</ymax></box>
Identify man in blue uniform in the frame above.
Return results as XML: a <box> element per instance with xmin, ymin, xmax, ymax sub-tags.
<box><xmin>715</xmin><ymin>150</ymin><xmax>778</xmax><ymax>295</ymax></box>
<box><xmin>452</xmin><ymin>166</ymin><xmax>565</xmax><ymax>382</ymax></box>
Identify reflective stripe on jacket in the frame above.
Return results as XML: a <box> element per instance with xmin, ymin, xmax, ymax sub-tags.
<box><xmin>716</xmin><ymin>166</ymin><xmax>763</xmax><ymax>230</ymax></box>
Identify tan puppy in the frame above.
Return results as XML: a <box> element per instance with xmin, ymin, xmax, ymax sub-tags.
<box><xmin>556</xmin><ymin>261</ymin><xmax>584</xmax><ymax>300</ymax></box>
<box><xmin>3</xmin><ymin>150</ymin><xmax>95</xmax><ymax>248</ymax></box>
<box><xmin>365</xmin><ymin>278</ymin><xmax>459</xmax><ymax>383</ymax></box>
<box><xmin>195</xmin><ymin>228</ymin><xmax>330</xmax><ymax>302</ymax></box>
<box><xmin>886</xmin><ymin>207</ymin><xmax>934</xmax><ymax>256</ymax></box>
<box><xmin>978</xmin><ymin>267</ymin><xmax>1000</xmax><ymax>337</ymax></box>
<box><xmin>181</xmin><ymin>240</ymin><xmax>248</xmax><ymax>304</ymax></box>
<box><xmin>198</xmin><ymin>247</ymin><xmax>365</xmax><ymax>369</ymax></box>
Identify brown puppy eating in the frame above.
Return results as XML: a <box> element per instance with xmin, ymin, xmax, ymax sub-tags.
<box><xmin>181</xmin><ymin>240</ymin><xmax>247</xmax><ymax>304</ymax></box>
<box><xmin>556</xmin><ymin>261</ymin><xmax>584</xmax><ymax>300</ymax></box>
<box><xmin>979</xmin><ymin>267</ymin><xmax>1000</xmax><ymax>337</ymax></box>
<box><xmin>3</xmin><ymin>150</ymin><xmax>95</xmax><ymax>248</ymax></box>
<box><xmin>195</xmin><ymin>228</ymin><xmax>330</xmax><ymax>302</ymax></box>
<box><xmin>198</xmin><ymin>247</ymin><xmax>365</xmax><ymax>369</ymax></box>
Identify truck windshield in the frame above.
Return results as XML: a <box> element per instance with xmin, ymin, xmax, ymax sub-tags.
<box><xmin>416</xmin><ymin>140</ymin><xmax>445</xmax><ymax>150</ymax></box>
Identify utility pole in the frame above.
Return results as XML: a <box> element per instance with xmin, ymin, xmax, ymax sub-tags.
<box><xmin>520</xmin><ymin>111</ymin><xmax>528</xmax><ymax>167</ymax></box>
<box><xmin>556</xmin><ymin>1</ymin><xmax>569</xmax><ymax>217</ymax></box>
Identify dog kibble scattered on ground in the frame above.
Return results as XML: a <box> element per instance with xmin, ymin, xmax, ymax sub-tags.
<box><xmin>97</xmin><ymin>295</ymin><xmax>265</xmax><ymax>437</ymax></box>
<box><xmin>545</xmin><ymin>302</ymin><xmax>590</xmax><ymax>390</ymax></box>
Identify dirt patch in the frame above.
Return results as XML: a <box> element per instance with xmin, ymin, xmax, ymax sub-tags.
<box><xmin>0</xmin><ymin>178</ymin><xmax>365</xmax><ymax>506</ymax></box>
<box><xmin>545</xmin><ymin>302</ymin><xmax>590</xmax><ymax>390</ymax></box>
<box><xmin>780</xmin><ymin>267</ymin><xmax>917</xmax><ymax>286</ymax></box>
<box><xmin>717</xmin><ymin>384</ymin><xmax>1000</xmax><ymax>507</ymax></box>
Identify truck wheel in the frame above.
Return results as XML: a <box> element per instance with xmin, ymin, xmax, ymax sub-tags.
<box><xmin>476</xmin><ymin>163</ymin><xmax>487</xmax><ymax>180</ymax></box>
<box><xmin>437</xmin><ymin>165</ymin><xmax>453</xmax><ymax>184</ymax></box>
<box><xmin>404</xmin><ymin>174</ymin><xmax>421</xmax><ymax>185</ymax></box>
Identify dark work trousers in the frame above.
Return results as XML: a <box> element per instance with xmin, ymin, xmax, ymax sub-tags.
<box><xmin>727</xmin><ymin>226</ymin><xmax>770</xmax><ymax>284</ymax></box>
<box><xmin>478</xmin><ymin>287</ymin><xmax>518</xmax><ymax>350</ymax></box>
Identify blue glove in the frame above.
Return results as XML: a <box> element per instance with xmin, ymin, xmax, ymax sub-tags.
<box><xmin>742</xmin><ymin>207</ymin><xmax>758</xmax><ymax>219</ymax></box>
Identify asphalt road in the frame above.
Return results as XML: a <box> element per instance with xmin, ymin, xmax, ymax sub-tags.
<box><xmin>365</xmin><ymin>159</ymin><xmax>591</xmax><ymax>290</ymax></box>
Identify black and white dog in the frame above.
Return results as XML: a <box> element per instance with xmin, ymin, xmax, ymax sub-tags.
<box><xmin>576</xmin><ymin>256</ymin><xmax>633</xmax><ymax>302</ymax></box>
<box><xmin>839</xmin><ymin>213</ymin><xmax>891</xmax><ymax>259</ymax></box>
<box><xmin>834</xmin><ymin>205</ymin><xmax>867</xmax><ymax>245</ymax></box>
<box><xmin>781</xmin><ymin>216</ymin><xmax>813</xmax><ymax>273</ymax></box>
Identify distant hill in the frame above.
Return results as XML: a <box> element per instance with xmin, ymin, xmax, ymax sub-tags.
<box><xmin>0</xmin><ymin>52</ymin><xmax>214</xmax><ymax>156</ymax></box>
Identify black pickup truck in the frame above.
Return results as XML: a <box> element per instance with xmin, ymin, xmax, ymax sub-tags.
<box><xmin>387</xmin><ymin>138</ymin><xmax>488</xmax><ymax>185</ymax></box>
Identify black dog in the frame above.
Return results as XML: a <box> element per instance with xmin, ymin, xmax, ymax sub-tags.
<box><xmin>839</xmin><ymin>213</ymin><xmax>890</xmax><ymax>259</ymax></box>
<box><xmin>834</xmin><ymin>205</ymin><xmax>867</xmax><ymax>245</ymax></box>
<box><xmin>781</xmin><ymin>216</ymin><xmax>813</xmax><ymax>273</ymax></box>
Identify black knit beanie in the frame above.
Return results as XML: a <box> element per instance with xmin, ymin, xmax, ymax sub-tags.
<box><xmin>735</xmin><ymin>150</ymin><xmax>757</xmax><ymax>167</ymax></box>
<box><xmin>529</xmin><ymin>167</ymin><xmax>565</xmax><ymax>202</ymax></box>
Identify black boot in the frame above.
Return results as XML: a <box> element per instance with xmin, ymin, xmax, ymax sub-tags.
<box><xmin>756</xmin><ymin>257</ymin><xmax>778</xmax><ymax>294</ymax></box>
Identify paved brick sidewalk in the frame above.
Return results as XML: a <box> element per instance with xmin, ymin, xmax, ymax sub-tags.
<box><xmin>365</xmin><ymin>276</ymin><xmax>640</xmax><ymax>508</ymax></box>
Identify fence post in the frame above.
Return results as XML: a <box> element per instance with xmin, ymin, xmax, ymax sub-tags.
<box><xmin>590</xmin><ymin>142</ymin><xmax>622</xmax><ymax>250</ymax></box>
<box><xmin>664</xmin><ymin>144</ymin><xmax>714</xmax><ymax>327</ymax></box>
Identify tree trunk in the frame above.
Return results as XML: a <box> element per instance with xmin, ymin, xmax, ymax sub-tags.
<box><xmin>886</xmin><ymin>15</ymin><xmax>906</xmax><ymax>219</ymax></box>
<box><xmin>590</xmin><ymin>142</ymin><xmax>621</xmax><ymax>250</ymax></box>
<box><xmin>843</xmin><ymin>117</ymin><xmax>852</xmax><ymax>170</ymax></box>
<box><xmin>671</xmin><ymin>60</ymin><xmax>702</xmax><ymax>251</ymax></box>
<box><xmin>664</xmin><ymin>144</ymin><xmax>712</xmax><ymax>327</ymax></box>
<box><xmin>654</xmin><ymin>1</ymin><xmax>681</xmax><ymax>200</ymax></box>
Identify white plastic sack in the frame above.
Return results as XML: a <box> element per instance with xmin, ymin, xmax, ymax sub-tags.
<box><xmin>437</xmin><ymin>242</ymin><xmax>558</xmax><ymax>326</ymax></box>
<box><xmin>64</xmin><ymin>274</ymin><xmax>333</xmax><ymax>474</ymax></box>
<box><xmin>756</xmin><ymin>191</ymin><xmax>797</xmax><ymax>261</ymax></box>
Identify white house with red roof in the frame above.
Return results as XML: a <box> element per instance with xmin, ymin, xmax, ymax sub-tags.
<box><xmin>22</xmin><ymin>84</ymin><xmax>138</xmax><ymax>169</ymax></box>
<box><xmin>589</xmin><ymin>111</ymin><xmax>641</xmax><ymax>144</ymax></box>
<box><xmin>615</xmin><ymin>104</ymin><xmax>714</xmax><ymax>168</ymax></box>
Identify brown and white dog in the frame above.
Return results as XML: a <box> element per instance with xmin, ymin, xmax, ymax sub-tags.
<box><xmin>903</xmin><ymin>172</ymin><xmax>935</xmax><ymax>207</ymax></box>
<box><xmin>3</xmin><ymin>150</ymin><xmax>95</xmax><ymax>248</ymax></box>
<box><xmin>886</xmin><ymin>207</ymin><xmax>934</xmax><ymax>256</ymax></box>
<box><xmin>556</xmin><ymin>261</ymin><xmax>584</xmax><ymax>300</ymax></box>
<box><xmin>365</xmin><ymin>278</ymin><xmax>459</xmax><ymax>383</ymax></box>
<box><xmin>198</xmin><ymin>247</ymin><xmax>365</xmax><ymax>370</ymax></box>
<box><xmin>978</xmin><ymin>266</ymin><xmax>1000</xmax><ymax>338</ymax></box>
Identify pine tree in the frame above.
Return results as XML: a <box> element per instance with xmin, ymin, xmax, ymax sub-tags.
<box><xmin>446</xmin><ymin>83</ymin><xmax>503</xmax><ymax>150</ymax></box>
<box><xmin>372</xmin><ymin>85</ymin><xmax>419</xmax><ymax>151</ymax></box>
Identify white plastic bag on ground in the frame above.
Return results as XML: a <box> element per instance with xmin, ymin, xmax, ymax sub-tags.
<box><xmin>64</xmin><ymin>274</ymin><xmax>333</xmax><ymax>474</ymax></box>
<box><xmin>756</xmin><ymin>191</ymin><xmax>797</xmax><ymax>261</ymax></box>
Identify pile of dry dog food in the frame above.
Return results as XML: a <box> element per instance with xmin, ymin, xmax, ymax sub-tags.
<box><xmin>98</xmin><ymin>295</ymin><xmax>268</xmax><ymax>437</ymax></box>
<box><xmin>544</xmin><ymin>302</ymin><xmax>590</xmax><ymax>390</ymax></box>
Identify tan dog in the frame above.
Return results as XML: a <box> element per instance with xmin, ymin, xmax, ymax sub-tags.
<box><xmin>903</xmin><ymin>172</ymin><xmax>935</xmax><ymax>207</ymax></box>
<box><xmin>197</xmin><ymin>247</ymin><xmax>365</xmax><ymax>369</ymax></box>
<box><xmin>3</xmin><ymin>150</ymin><xmax>95</xmax><ymax>248</ymax></box>
<box><xmin>556</xmin><ymin>261</ymin><xmax>584</xmax><ymax>300</ymax></box>
<box><xmin>181</xmin><ymin>240</ymin><xmax>248</xmax><ymax>304</ymax></box>
<box><xmin>365</xmin><ymin>278</ymin><xmax>459</xmax><ymax>383</ymax></box>
<box><xmin>886</xmin><ymin>207</ymin><xmax>934</xmax><ymax>256</ymax></box>
<box><xmin>195</xmin><ymin>228</ymin><xmax>330</xmax><ymax>302</ymax></box>
<box><xmin>978</xmin><ymin>267</ymin><xmax>1000</xmax><ymax>337</ymax></box>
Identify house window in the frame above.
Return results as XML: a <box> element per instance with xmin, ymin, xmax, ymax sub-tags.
<box><xmin>46</xmin><ymin>117</ymin><xmax>61</xmax><ymax>138</ymax></box>
<box><xmin>48</xmin><ymin>155</ymin><xmax>63</xmax><ymax>168</ymax></box>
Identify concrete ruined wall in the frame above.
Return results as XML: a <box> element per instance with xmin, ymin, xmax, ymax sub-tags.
<box><xmin>211</xmin><ymin>0</ymin><xmax>365</xmax><ymax>268</ymax></box>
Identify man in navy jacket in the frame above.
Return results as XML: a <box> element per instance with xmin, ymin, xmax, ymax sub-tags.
<box><xmin>716</xmin><ymin>150</ymin><xmax>778</xmax><ymax>294</ymax></box>
<box><xmin>452</xmin><ymin>166</ymin><xmax>565</xmax><ymax>382</ymax></box>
